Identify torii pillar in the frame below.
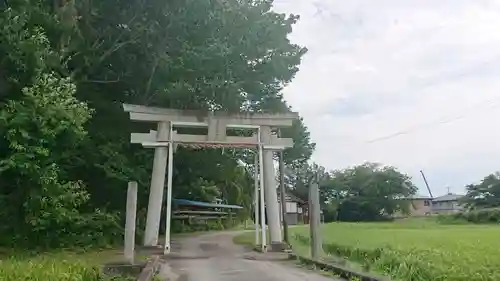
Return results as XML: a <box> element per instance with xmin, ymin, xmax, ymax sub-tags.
<box><xmin>144</xmin><ymin>122</ymin><xmax>170</xmax><ymax>246</ymax></box>
<box><xmin>260</xmin><ymin>126</ymin><xmax>282</xmax><ymax>245</ymax></box>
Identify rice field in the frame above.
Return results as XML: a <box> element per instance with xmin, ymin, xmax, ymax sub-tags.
<box><xmin>236</xmin><ymin>219</ymin><xmax>500</xmax><ymax>281</ymax></box>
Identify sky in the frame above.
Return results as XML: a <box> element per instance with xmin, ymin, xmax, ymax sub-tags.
<box><xmin>272</xmin><ymin>0</ymin><xmax>500</xmax><ymax>196</ymax></box>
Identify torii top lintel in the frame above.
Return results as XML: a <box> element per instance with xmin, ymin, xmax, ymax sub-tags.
<box><xmin>123</xmin><ymin>104</ymin><xmax>298</xmax><ymax>127</ymax></box>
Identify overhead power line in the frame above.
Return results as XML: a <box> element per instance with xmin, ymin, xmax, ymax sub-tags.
<box><xmin>366</xmin><ymin>97</ymin><xmax>500</xmax><ymax>144</ymax></box>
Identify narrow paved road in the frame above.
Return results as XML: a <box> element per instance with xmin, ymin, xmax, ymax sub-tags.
<box><xmin>162</xmin><ymin>231</ymin><xmax>342</xmax><ymax>281</ymax></box>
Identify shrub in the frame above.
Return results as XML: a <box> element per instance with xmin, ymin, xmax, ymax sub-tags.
<box><xmin>438</xmin><ymin>208</ymin><xmax>500</xmax><ymax>224</ymax></box>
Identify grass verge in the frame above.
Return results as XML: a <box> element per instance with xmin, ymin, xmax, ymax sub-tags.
<box><xmin>0</xmin><ymin>249</ymin><xmax>141</xmax><ymax>281</ymax></box>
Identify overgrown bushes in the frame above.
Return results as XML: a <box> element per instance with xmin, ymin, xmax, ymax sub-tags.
<box><xmin>437</xmin><ymin>208</ymin><xmax>500</xmax><ymax>224</ymax></box>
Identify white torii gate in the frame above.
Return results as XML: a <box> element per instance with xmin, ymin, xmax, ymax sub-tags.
<box><xmin>123</xmin><ymin>104</ymin><xmax>298</xmax><ymax>253</ymax></box>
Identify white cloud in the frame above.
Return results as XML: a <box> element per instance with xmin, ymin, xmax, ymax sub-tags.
<box><xmin>274</xmin><ymin>0</ymin><xmax>500</xmax><ymax>195</ymax></box>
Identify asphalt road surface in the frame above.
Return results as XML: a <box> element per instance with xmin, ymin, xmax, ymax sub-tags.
<box><xmin>161</xmin><ymin>231</ymin><xmax>343</xmax><ymax>281</ymax></box>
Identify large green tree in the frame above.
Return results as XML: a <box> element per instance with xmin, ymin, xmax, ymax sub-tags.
<box><xmin>328</xmin><ymin>162</ymin><xmax>417</xmax><ymax>221</ymax></box>
<box><xmin>462</xmin><ymin>172</ymin><xmax>500</xmax><ymax>210</ymax></box>
<box><xmin>68</xmin><ymin>0</ymin><xmax>313</xmax><ymax>221</ymax></box>
<box><xmin>282</xmin><ymin>161</ymin><xmax>417</xmax><ymax>222</ymax></box>
<box><xmin>284</xmin><ymin>162</ymin><xmax>325</xmax><ymax>201</ymax></box>
<box><xmin>62</xmin><ymin>0</ymin><xmax>312</xmax><ymax>209</ymax></box>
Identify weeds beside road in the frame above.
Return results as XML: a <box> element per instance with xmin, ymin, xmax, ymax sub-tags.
<box><xmin>0</xmin><ymin>250</ymin><xmax>134</xmax><ymax>281</ymax></box>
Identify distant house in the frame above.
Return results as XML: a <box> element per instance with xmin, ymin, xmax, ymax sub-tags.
<box><xmin>408</xmin><ymin>195</ymin><xmax>433</xmax><ymax>216</ymax></box>
<box><xmin>394</xmin><ymin>193</ymin><xmax>465</xmax><ymax>217</ymax></box>
<box><xmin>277</xmin><ymin>191</ymin><xmax>307</xmax><ymax>225</ymax></box>
<box><xmin>394</xmin><ymin>195</ymin><xmax>432</xmax><ymax>217</ymax></box>
<box><xmin>431</xmin><ymin>193</ymin><xmax>464</xmax><ymax>214</ymax></box>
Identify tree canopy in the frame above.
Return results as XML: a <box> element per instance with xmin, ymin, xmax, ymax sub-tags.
<box><xmin>462</xmin><ymin>172</ymin><xmax>500</xmax><ymax>210</ymax></box>
<box><xmin>329</xmin><ymin>163</ymin><xmax>417</xmax><ymax>221</ymax></box>
<box><xmin>0</xmin><ymin>0</ymin><xmax>314</xmax><ymax>248</ymax></box>
<box><xmin>285</xmin><ymin>162</ymin><xmax>418</xmax><ymax>222</ymax></box>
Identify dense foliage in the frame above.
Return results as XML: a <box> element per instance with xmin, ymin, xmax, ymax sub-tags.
<box><xmin>0</xmin><ymin>3</ymin><xmax>120</xmax><ymax>248</ymax></box>
<box><xmin>462</xmin><ymin>172</ymin><xmax>500</xmax><ymax>209</ymax></box>
<box><xmin>0</xmin><ymin>0</ymin><xmax>314</xmax><ymax>249</ymax></box>
<box><xmin>285</xmin><ymin>162</ymin><xmax>417</xmax><ymax>222</ymax></box>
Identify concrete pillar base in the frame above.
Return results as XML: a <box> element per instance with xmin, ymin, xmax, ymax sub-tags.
<box><xmin>267</xmin><ymin>242</ymin><xmax>290</xmax><ymax>252</ymax></box>
<box><xmin>138</xmin><ymin>245</ymin><xmax>164</xmax><ymax>256</ymax></box>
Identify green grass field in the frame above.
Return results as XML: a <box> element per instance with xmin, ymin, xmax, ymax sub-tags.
<box><xmin>235</xmin><ymin>219</ymin><xmax>500</xmax><ymax>281</ymax></box>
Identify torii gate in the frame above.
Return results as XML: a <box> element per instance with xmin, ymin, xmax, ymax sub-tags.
<box><xmin>123</xmin><ymin>104</ymin><xmax>298</xmax><ymax>253</ymax></box>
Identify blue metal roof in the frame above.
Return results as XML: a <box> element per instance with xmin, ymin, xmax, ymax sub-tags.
<box><xmin>172</xmin><ymin>199</ymin><xmax>243</xmax><ymax>209</ymax></box>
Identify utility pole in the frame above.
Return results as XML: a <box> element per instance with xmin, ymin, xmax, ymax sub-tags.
<box><xmin>279</xmin><ymin>150</ymin><xmax>289</xmax><ymax>244</ymax></box>
<box><xmin>420</xmin><ymin>170</ymin><xmax>434</xmax><ymax>198</ymax></box>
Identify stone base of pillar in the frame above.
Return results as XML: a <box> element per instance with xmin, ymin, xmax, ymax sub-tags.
<box><xmin>252</xmin><ymin>243</ymin><xmax>289</xmax><ymax>253</ymax></box>
<box><xmin>267</xmin><ymin>242</ymin><xmax>289</xmax><ymax>252</ymax></box>
<box><xmin>138</xmin><ymin>245</ymin><xmax>164</xmax><ymax>256</ymax></box>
